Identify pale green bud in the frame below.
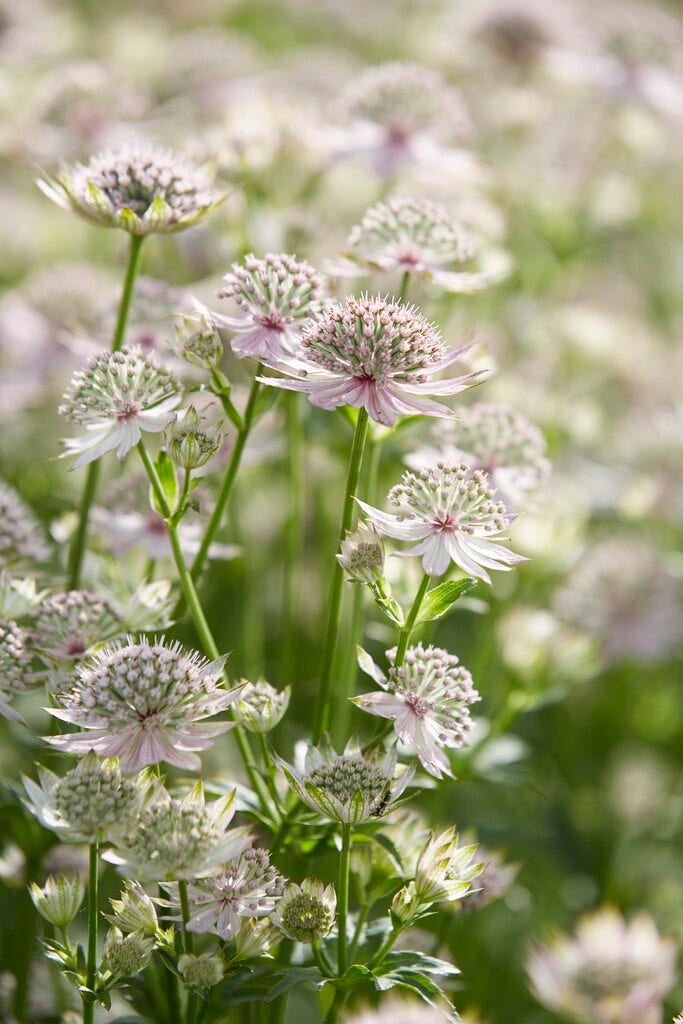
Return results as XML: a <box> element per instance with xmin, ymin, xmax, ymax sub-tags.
<box><xmin>270</xmin><ymin>878</ymin><xmax>336</xmax><ymax>943</ymax></box>
<box><xmin>173</xmin><ymin>314</ymin><xmax>223</xmax><ymax>369</ymax></box>
<box><xmin>167</xmin><ymin>406</ymin><xmax>223</xmax><ymax>470</ymax></box>
<box><xmin>390</xmin><ymin>883</ymin><xmax>419</xmax><ymax>924</ymax></box>
<box><xmin>413</xmin><ymin>827</ymin><xmax>482</xmax><ymax>906</ymax></box>
<box><xmin>107</xmin><ymin>881</ymin><xmax>158</xmax><ymax>935</ymax></box>
<box><xmin>104</xmin><ymin>927</ymin><xmax>155</xmax><ymax>978</ymax></box>
<box><xmin>178</xmin><ymin>952</ymin><xmax>223</xmax><ymax>990</ymax></box>
<box><xmin>235</xmin><ymin>678</ymin><xmax>291</xmax><ymax>734</ymax></box>
<box><xmin>233</xmin><ymin>917</ymin><xmax>281</xmax><ymax>960</ymax></box>
<box><xmin>337</xmin><ymin>521</ymin><xmax>385</xmax><ymax>584</ymax></box>
<box><xmin>29</xmin><ymin>874</ymin><xmax>84</xmax><ymax>928</ymax></box>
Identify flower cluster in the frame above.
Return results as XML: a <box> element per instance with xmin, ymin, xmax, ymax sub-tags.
<box><xmin>259</xmin><ymin>295</ymin><xmax>480</xmax><ymax>427</ymax></box>
<box><xmin>358</xmin><ymin>462</ymin><xmax>524</xmax><ymax>580</ymax></box>
<box><xmin>29</xmin><ymin>589</ymin><xmax>123</xmax><ymax>666</ymax></box>
<box><xmin>356</xmin><ymin>644</ymin><xmax>480</xmax><ymax>778</ymax></box>
<box><xmin>234</xmin><ymin>678</ymin><xmax>291</xmax><ymax>734</ymax></box>
<box><xmin>45</xmin><ymin>636</ymin><xmax>241</xmax><ymax>771</ymax></box>
<box><xmin>212</xmin><ymin>252</ymin><xmax>326</xmax><ymax>361</ymax></box>
<box><xmin>183</xmin><ymin>847</ymin><xmax>285</xmax><ymax>940</ymax></box>
<box><xmin>166</xmin><ymin>406</ymin><xmax>223</xmax><ymax>471</ymax></box>
<box><xmin>0</xmin><ymin>481</ymin><xmax>50</xmax><ymax>566</ymax></box>
<box><xmin>59</xmin><ymin>345</ymin><xmax>182</xmax><ymax>470</ymax></box>
<box><xmin>0</xmin><ymin>618</ymin><xmax>33</xmax><ymax>723</ymax></box>
<box><xmin>38</xmin><ymin>144</ymin><xmax>224</xmax><ymax>235</ymax></box>
<box><xmin>270</xmin><ymin>878</ymin><xmax>336</xmax><ymax>943</ymax></box>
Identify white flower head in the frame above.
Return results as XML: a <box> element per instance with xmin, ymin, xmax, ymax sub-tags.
<box><xmin>59</xmin><ymin>345</ymin><xmax>182</xmax><ymax>470</ymax></box>
<box><xmin>209</xmin><ymin>252</ymin><xmax>326</xmax><ymax>362</ymax></box>
<box><xmin>44</xmin><ymin>636</ymin><xmax>242</xmax><ymax>772</ymax></box>
<box><xmin>38</xmin><ymin>144</ymin><xmax>225</xmax><ymax>235</ymax></box>
<box><xmin>257</xmin><ymin>295</ymin><xmax>482</xmax><ymax>427</ymax></box>
<box><xmin>181</xmin><ymin>847</ymin><xmax>285</xmax><ymax>940</ymax></box>
<box><xmin>355</xmin><ymin>643</ymin><xmax>480</xmax><ymax>779</ymax></box>
<box><xmin>104</xmin><ymin>781</ymin><xmax>250</xmax><ymax>881</ymax></box>
<box><xmin>22</xmin><ymin>751</ymin><xmax>151</xmax><ymax>844</ymax></box>
<box><xmin>527</xmin><ymin>907</ymin><xmax>677</xmax><ymax>1024</ymax></box>
<box><xmin>0</xmin><ymin>618</ymin><xmax>34</xmax><ymax>724</ymax></box>
<box><xmin>357</xmin><ymin>461</ymin><xmax>526</xmax><ymax>581</ymax></box>
<box><xmin>0</xmin><ymin>482</ymin><xmax>50</xmax><ymax>567</ymax></box>
<box><xmin>270</xmin><ymin>878</ymin><xmax>336</xmax><ymax>943</ymax></box>
<box><xmin>274</xmin><ymin>735</ymin><xmax>415</xmax><ymax>825</ymax></box>
<box><xmin>29</xmin><ymin>589</ymin><xmax>123</xmax><ymax>668</ymax></box>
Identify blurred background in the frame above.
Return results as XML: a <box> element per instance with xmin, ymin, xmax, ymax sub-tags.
<box><xmin>0</xmin><ymin>0</ymin><xmax>682</xmax><ymax>1021</ymax></box>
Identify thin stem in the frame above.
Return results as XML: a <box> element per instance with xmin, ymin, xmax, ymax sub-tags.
<box><xmin>178</xmin><ymin>880</ymin><xmax>194</xmax><ymax>954</ymax></box>
<box><xmin>348</xmin><ymin>901</ymin><xmax>369</xmax><ymax>962</ymax></box>
<box><xmin>311</xmin><ymin>939</ymin><xmax>334</xmax><ymax>978</ymax></box>
<box><xmin>313</xmin><ymin>408</ymin><xmax>370</xmax><ymax>742</ymax></box>
<box><xmin>324</xmin><ymin>989</ymin><xmax>348</xmax><ymax>1024</ymax></box>
<box><xmin>67</xmin><ymin>233</ymin><xmax>143</xmax><ymax>589</ymax></box>
<box><xmin>398</xmin><ymin>270</ymin><xmax>411</xmax><ymax>304</ymax></box>
<box><xmin>394</xmin><ymin>572</ymin><xmax>431</xmax><ymax>668</ymax></box>
<box><xmin>337</xmin><ymin>823</ymin><xmax>352</xmax><ymax>976</ymax></box>
<box><xmin>137</xmin><ymin>440</ymin><xmax>273</xmax><ymax>816</ymax></box>
<box><xmin>281</xmin><ymin>392</ymin><xmax>304</xmax><ymax>685</ymax></box>
<box><xmin>188</xmin><ymin>368</ymin><xmax>262</xmax><ymax>582</ymax></box>
<box><xmin>368</xmin><ymin>924</ymin><xmax>402</xmax><ymax>971</ymax></box>
<box><xmin>82</xmin><ymin>841</ymin><xmax>99</xmax><ymax>1024</ymax></box>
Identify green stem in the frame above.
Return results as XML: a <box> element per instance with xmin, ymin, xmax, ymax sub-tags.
<box><xmin>324</xmin><ymin>989</ymin><xmax>348</xmax><ymax>1024</ymax></box>
<box><xmin>311</xmin><ymin>939</ymin><xmax>334</xmax><ymax>978</ymax></box>
<box><xmin>281</xmin><ymin>392</ymin><xmax>304</xmax><ymax>686</ymax></box>
<box><xmin>188</xmin><ymin>368</ymin><xmax>262</xmax><ymax>582</ymax></box>
<box><xmin>337</xmin><ymin>823</ymin><xmax>352</xmax><ymax>976</ymax></box>
<box><xmin>67</xmin><ymin>234</ymin><xmax>143</xmax><ymax>589</ymax></box>
<box><xmin>82</xmin><ymin>841</ymin><xmax>99</xmax><ymax>1024</ymax></box>
<box><xmin>137</xmin><ymin>440</ymin><xmax>273</xmax><ymax>816</ymax></box>
<box><xmin>368</xmin><ymin>924</ymin><xmax>402</xmax><ymax>971</ymax></box>
<box><xmin>178</xmin><ymin>880</ymin><xmax>194</xmax><ymax>954</ymax></box>
<box><xmin>313</xmin><ymin>408</ymin><xmax>370</xmax><ymax>742</ymax></box>
<box><xmin>394</xmin><ymin>572</ymin><xmax>431</xmax><ymax>668</ymax></box>
<box><xmin>398</xmin><ymin>270</ymin><xmax>411</xmax><ymax>304</ymax></box>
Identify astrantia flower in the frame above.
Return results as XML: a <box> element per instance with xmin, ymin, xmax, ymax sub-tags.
<box><xmin>400</xmin><ymin>826</ymin><xmax>482</xmax><ymax>913</ymax></box>
<box><xmin>29</xmin><ymin>874</ymin><xmax>85</xmax><ymax>929</ymax></box>
<box><xmin>357</xmin><ymin>462</ymin><xmax>525</xmax><ymax>581</ymax></box>
<box><xmin>209</xmin><ymin>252</ymin><xmax>326</xmax><ymax>362</ymax></box>
<box><xmin>0</xmin><ymin>481</ymin><xmax>50</xmax><ymax>566</ymax></box>
<box><xmin>172</xmin><ymin>313</ymin><xmax>224</xmax><ymax>370</ymax></box>
<box><xmin>45</xmin><ymin>636</ymin><xmax>241</xmax><ymax>771</ymax></box>
<box><xmin>275</xmin><ymin>736</ymin><xmax>414</xmax><ymax>824</ymax></box>
<box><xmin>407</xmin><ymin>403</ymin><xmax>550</xmax><ymax>510</ymax></box>
<box><xmin>104</xmin><ymin>927</ymin><xmax>155</xmax><ymax>978</ymax></box>
<box><xmin>334</xmin><ymin>197</ymin><xmax>491</xmax><ymax>295</ymax></box>
<box><xmin>355</xmin><ymin>644</ymin><xmax>480</xmax><ymax>778</ymax></box>
<box><xmin>181</xmin><ymin>847</ymin><xmax>285</xmax><ymax>940</ymax></box>
<box><xmin>257</xmin><ymin>296</ymin><xmax>481</xmax><ymax>427</ymax></box>
<box><xmin>337</xmin><ymin>521</ymin><xmax>385</xmax><ymax>585</ymax></box>
<box><xmin>59</xmin><ymin>345</ymin><xmax>182</xmax><ymax>470</ymax></box>
<box><xmin>0</xmin><ymin>619</ymin><xmax>34</xmax><ymax>723</ymax></box>
<box><xmin>107</xmin><ymin>880</ymin><xmax>159</xmax><ymax>936</ymax></box>
<box><xmin>527</xmin><ymin>907</ymin><xmax>677</xmax><ymax>1024</ymax></box>
<box><xmin>166</xmin><ymin>406</ymin><xmax>223</xmax><ymax>471</ymax></box>
<box><xmin>234</xmin><ymin>678</ymin><xmax>291</xmax><ymax>734</ymax></box>
<box><xmin>178</xmin><ymin>953</ymin><xmax>224</xmax><ymax>991</ymax></box>
<box><xmin>38</xmin><ymin>144</ymin><xmax>224</xmax><ymax>235</ymax></box>
<box><xmin>22</xmin><ymin>751</ymin><xmax>149</xmax><ymax>844</ymax></box>
<box><xmin>29</xmin><ymin>589</ymin><xmax>123</xmax><ymax>668</ymax></box>
<box><xmin>270</xmin><ymin>878</ymin><xmax>336</xmax><ymax>943</ymax></box>
<box><xmin>333</xmin><ymin>62</ymin><xmax>470</xmax><ymax>176</ymax></box>
<box><xmin>104</xmin><ymin>782</ymin><xmax>250</xmax><ymax>881</ymax></box>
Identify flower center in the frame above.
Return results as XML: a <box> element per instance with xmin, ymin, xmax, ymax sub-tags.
<box><xmin>116</xmin><ymin>400</ymin><xmax>140</xmax><ymax>421</ymax></box>
<box><xmin>256</xmin><ymin>309</ymin><xmax>286</xmax><ymax>332</ymax></box>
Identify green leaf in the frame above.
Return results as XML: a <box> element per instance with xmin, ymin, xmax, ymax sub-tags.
<box><xmin>150</xmin><ymin>450</ymin><xmax>178</xmax><ymax>515</ymax></box>
<box><xmin>381</xmin><ymin>950</ymin><xmax>460</xmax><ymax>976</ymax></box>
<box><xmin>414</xmin><ymin>578</ymin><xmax>477</xmax><ymax>626</ymax></box>
<box><xmin>253</xmin><ymin>383</ymin><xmax>282</xmax><ymax>423</ymax></box>
<box><xmin>265</xmin><ymin>967</ymin><xmax>327</xmax><ymax>1002</ymax></box>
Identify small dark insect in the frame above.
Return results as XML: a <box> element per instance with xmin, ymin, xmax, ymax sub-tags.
<box><xmin>371</xmin><ymin>789</ymin><xmax>391</xmax><ymax>817</ymax></box>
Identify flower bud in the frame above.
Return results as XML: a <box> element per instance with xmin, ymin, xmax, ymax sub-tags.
<box><xmin>29</xmin><ymin>874</ymin><xmax>84</xmax><ymax>928</ymax></box>
<box><xmin>104</xmin><ymin>927</ymin><xmax>155</xmax><ymax>978</ymax></box>
<box><xmin>107</xmin><ymin>881</ymin><xmax>158</xmax><ymax>935</ymax></box>
<box><xmin>173</xmin><ymin>314</ymin><xmax>223</xmax><ymax>369</ymax></box>
<box><xmin>413</xmin><ymin>827</ymin><xmax>482</xmax><ymax>906</ymax></box>
<box><xmin>337</xmin><ymin>521</ymin><xmax>385</xmax><ymax>585</ymax></box>
<box><xmin>390</xmin><ymin>883</ymin><xmax>419</xmax><ymax>924</ymax></box>
<box><xmin>178</xmin><ymin>952</ymin><xmax>223</xmax><ymax>990</ymax></box>
<box><xmin>167</xmin><ymin>406</ymin><xmax>223</xmax><ymax>470</ymax></box>
<box><xmin>234</xmin><ymin>678</ymin><xmax>290</xmax><ymax>734</ymax></box>
<box><xmin>270</xmin><ymin>878</ymin><xmax>336</xmax><ymax>943</ymax></box>
<box><xmin>233</xmin><ymin>918</ymin><xmax>281</xmax><ymax>960</ymax></box>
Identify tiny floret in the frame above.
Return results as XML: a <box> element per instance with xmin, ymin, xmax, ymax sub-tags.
<box><xmin>59</xmin><ymin>345</ymin><xmax>182</xmax><ymax>471</ymax></box>
<box><xmin>257</xmin><ymin>295</ymin><xmax>481</xmax><ymax>427</ymax></box>
<box><xmin>357</xmin><ymin>462</ymin><xmax>526</xmax><ymax>580</ymax></box>
<box><xmin>234</xmin><ymin>678</ymin><xmax>291</xmax><ymax>734</ymax></box>
<box><xmin>44</xmin><ymin>636</ymin><xmax>241</xmax><ymax>772</ymax></box>
<box><xmin>270</xmin><ymin>878</ymin><xmax>336</xmax><ymax>943</ymax></box>
<box><xmin>38</xmin><ymin>144</ymin><xmax>225</xmax><ymax>235</ymax></box>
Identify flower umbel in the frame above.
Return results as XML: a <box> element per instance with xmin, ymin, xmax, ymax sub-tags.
<box><xmin>270</xmin><ymin>878</ymin><xmax>336</xmax><ymax>943</ymax></box>
<box><xmin>257</xmin><ymin>295</ymin><xmax>481</xmax><ymax>427</ymax></box>
<box><xmin>210</xmin><ymin>252</ymin><xmax>326</xmax><ymax>362</ymax></box>
<box><xmin>44</xmin><ymin>636</ymin><xmax>241</xmax><ymax>771</ymax></box>
<box><xmin>275</xmin><ymin>736</ymin><xmax>414</xmax><ymax>824</ymax></box>
<box><xmin>0</xmin><ymin>619</ymin><xmax>34</xmax><ymax>723</ymax></box>
<box><xmin>357</xmin><ymin>462</ymin><xmax>525</xmax><ymax>580</ymax></box>
<box><xmin>527</xmin><ymin>907</ymin><xmax>677</xmax><ymax>1024</ymax></box>
<box><xmin>38</xmin><ymin>144</ymin><xmax>225</xmax><ymax>235</ymax></box>
<box><xmin>59</xmin><ymin>345</ymin><xmax>182</xmax><ymax>470</ymax></box>
<box><xmin>0</xmin><ymin>482</ymin><xmax>50</xmax><ymax>567</ymax></box>
<box><xmin>182</xmin><ymin>847</ymin><xmax>285</xmax><ymax>940</ymax></box>
<box><xmin>29</xmin><ymin>589</ymin><xmax>123</xmax><ymax>667</ymax></box>
<box><xmin>356</xmin><ymin>644</ymin><xmax>480</xmax><ymax>778</ymax></box>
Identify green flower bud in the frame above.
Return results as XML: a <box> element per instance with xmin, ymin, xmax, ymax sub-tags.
<box><xmin>104</xmin><ymin>927</ymin><xmax>155</xmax><ymax>978</ymax></box>
<box><xmin>167</xmin><ymin>406</ymin><xmax>223</xmax><ymax>470</ymax></box>
<box><xmin>270</xmin><ymin>878</ymin><xmax>336</xmax><ymax>943</ymax></box>
<box><xmin>173</xmin><ymin>314</ymin><xmax>223</xmax><ymax>369</ymax></box>
<box><xmin>336</xmin><ymin>521</ymin><xmax>385</xmax><ymax>584</ymax></box>
<box><xmin>107</xmin><ymin>881</ymin><xmax>158</xmax><ymax>935</ymax></box>
<box><xmin>178</xmin><ymin>952</ymin><xmax>223</xmax><ymax>990</ymax></box>
<box><xmin>234</xmin><ymin>678</ymin><xmax>290</xmax><ymax>734</ymax></box>
<box><xmin>29</xmin><ymin>874</ymin><xmax>84</xmax><ymax>928</ymax></box>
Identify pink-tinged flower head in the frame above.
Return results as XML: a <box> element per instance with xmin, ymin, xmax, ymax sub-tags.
<box><xmin>38</xmin><ymin>144</ymin><xmax>225</xmax><ymax>235</ymax></box>
<box><xmin>0</xmin><ymin>618</ymin><xmax>34</xmax><ymax>724</ymax></box>
<box><xmin>527</xmin><ymin>907</ymin><xmax>677</xmax><ymax>1024</ymax></box>
<box><xmin>407</xmin><ymin>403</ymin><xmax>550</xmax><ymax>510</ymax></box>
<box><xmin>211</xmin><ymin>253</ymin><xmax>326</xmax><ymax>361</ymax></box>
<box><xmin>44</xmin><ymin>636</ymin><xmax>242</xmax><ymax>771</ymax></box>
<box><xmin>357</xmin><ymin>462</ymin><xmax>525</xmax><ymax>580</ymax></box>
<box><xmin>0</xmin><ymin>481</ymin><xmax>51</xmax><ymax>567</ymax></box>
<box><xmin>59</xmin><ymin>345</ymin><xmax>182</xmax><ymax>470</ymax></box>
<box><xmin>29</xmin><ymin>589</ymin><xmax>123</xmax><ymax>668</ymax></box>
<box><xmin>104</xmin><ymin>782</ymin><xmax>251</xmax><ymax>880</ymax></box>
<box><xmin>355</xmin><ymin>643</ymin><xmax>480</xmax><ymax>778</ymax></box>
<box><xmin>182</xmin><ymin>847</ymin><xmax>285</xmax><ymax>940</ymax></box>
<box><xmin>334</xmin><ymin>62</ymin><xmax>470</xmax><ymax>176</ymax></box>
<box><xmin>258</xmin><ymin>296</ymin><xmax>481</xmax><ymax>427</ymax></box>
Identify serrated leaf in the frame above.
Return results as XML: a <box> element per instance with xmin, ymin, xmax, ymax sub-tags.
<box><xmin>414</xmin><ymin>578</ymin><xmax>477</xmax><ymax>626</ymax></box>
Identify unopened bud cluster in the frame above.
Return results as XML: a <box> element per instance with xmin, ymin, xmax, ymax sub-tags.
<box><xmin>167</xmin><ymin>406</ymin><xmax>223</xmax><ymax>470</ymax></box>
<box><xmin>337</xmin><ymin>521</ymin><xmax>385</xmax><ymax>585</ymax></box>
<box><xmin>178</xmin><ymin>952</ymin><xmax>223</xmax><ymax>990</ymax></box>
<box><xmin>173</xmin><ymin>314</ymin><xmax>223</xmax><ymax>369</ymax></box>
<box><xmin>104</xmin><ymin>928</ymin><xmax>155</xmax><ymax>978</ymax></box>
<box><xmin>235</xmin><ymin>678</ymin><xmax>290</xmax><ymax>733</ymax></box>
<box><xmin>29</xmin><ymin>875</ymin><xmax>84</xmax><ymax>928</ymax></box>
<box><xmin>271</xmin><ymin>878</ymin><xmax>336</xmax><ymax>943</ymax></box>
